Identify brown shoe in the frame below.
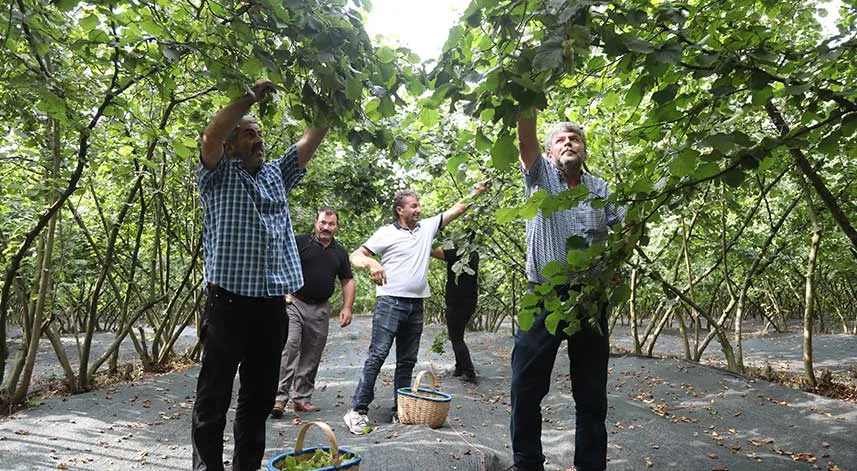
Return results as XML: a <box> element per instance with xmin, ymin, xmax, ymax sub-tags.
<box><xmin>293</xmin><ymin>402</ymin><xmax>320</xmax><ymax>413</ymax></box>
<box><xmin>270</xmin><ymin>400</ymin><xmax>287</xmax><ymax>419</ymax></box>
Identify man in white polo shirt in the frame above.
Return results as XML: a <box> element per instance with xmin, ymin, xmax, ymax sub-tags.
<box><xmin>344</xmin><ymin>183</ymin><xmax>488</xmax><ymax>435</ymax></box>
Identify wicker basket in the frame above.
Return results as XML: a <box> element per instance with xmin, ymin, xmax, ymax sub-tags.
<box><xmin>396</xmin><ymin>370</ymin><xmax>452</xmax><ymax>429</ymax></box>
<box><xmin>266</xmin><ymin>421</ymin><xmax>361</xmax><ymax>471</ymax></box>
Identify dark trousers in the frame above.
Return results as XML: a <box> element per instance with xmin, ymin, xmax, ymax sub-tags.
<box><xmin>192</xmin><ymin>286</ymin><xmax>288</xmax><ymax>471</ymax></box>
<box><xmin>446</xmin><ymin>295</ymin><xmax>476</xmax><ymax>374</ymax></box>
<box><xmin>510</xmin><ymin>303</ymin><xmax>609</xmax><ymax>471</ymax></box>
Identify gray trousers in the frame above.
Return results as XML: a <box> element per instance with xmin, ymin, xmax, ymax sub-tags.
<box><xmin>275</xmin><ymin>298</ymin><xmax>330</xmax><ymax>404</ymax></box>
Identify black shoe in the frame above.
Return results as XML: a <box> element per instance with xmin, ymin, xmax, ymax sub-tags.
<box><xmin>452</xmin><ymin>367</ymin><xmax>462</xmax><ymax>377</ymax></box>
<box><xmin>461</xmin><ymin>371</ymin><xmax>477</xmax><ymax>383</ymax></box>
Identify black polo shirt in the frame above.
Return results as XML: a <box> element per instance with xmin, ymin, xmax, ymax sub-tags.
<box><xmin>443</xmin><ymin>249</ymin><xmax>478</xmax><ymax>300</ymax></box>
<box><xmin>294</xmin><ymin>233</ymin><xmax>353</xmax><ymax>302</ymax></box>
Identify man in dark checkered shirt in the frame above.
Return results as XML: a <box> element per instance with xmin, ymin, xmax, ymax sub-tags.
<box><xmin>191</xmin><ymin>79</ymin><xmax>328</xmax><ymax>471</ymax></box>
<box><xmin>505</xmin><ymin>109</ymin><xmax>625</xmax><ymax>471</ymax></box>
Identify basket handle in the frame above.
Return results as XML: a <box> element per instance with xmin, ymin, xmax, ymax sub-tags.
<box><xmin>294</xmin><ymin>421</ymin><xmax>341</xmax><ymax>467</ymax></box>
<box><xmin>411</xmin><ymin>370</ymin><xmax>437</xmax><ymax>393</ymax></box>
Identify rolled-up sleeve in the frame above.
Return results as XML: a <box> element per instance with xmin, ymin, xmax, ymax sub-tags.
<box><xmin>275</xmin><ymin>145</ymin><xmax>307</xmax><ymax>193</ymax></box>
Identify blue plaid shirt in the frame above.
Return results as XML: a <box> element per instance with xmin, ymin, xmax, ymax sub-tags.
<box><xmin>198</xmin><ymin>145</ymin><xmax>306</xmax><ymax>297</ymax></box>
<box><xmin>523</xmin><ymin>155</ymin><xmax>625</xmax><ymax>284</ymax></box>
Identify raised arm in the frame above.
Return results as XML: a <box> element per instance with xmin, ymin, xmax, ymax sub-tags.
<box><xmin>517</xmin><ymin>107</ymin><xmax>540</xmax><ymax>172</ymax></box>
<box><xmin>296</xmin><ymin>127</ymin><xmax>329</xmax><ymax>168</ymax></box>
<box><xmin>350</xmin><ymin>246</ymin><xmax>386</xmax><ymax>286</ymax></box>
<box><xmin>200</xmin><ymin>80</ymin><xmax>275</xmax><ymax>169</ymax></box>
<box><xmin>440</xmin><ymin>179</ymin><xmax>491</xmax><ymax>229</ymax></box>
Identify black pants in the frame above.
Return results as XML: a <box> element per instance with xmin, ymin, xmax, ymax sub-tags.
<box><xmin>510</xmin><ymin>301</ymin><xmax>609</xmax><ymax>471</ymax></box>
<box><xmin>446</xmin><ymin>295</ymin><xmax>477</xmax><ymax>375</ymax></box>
<box><xmin>191</xmin><ymin>286</ymin><xmax>288</xmax><ymax>471</ymax></box>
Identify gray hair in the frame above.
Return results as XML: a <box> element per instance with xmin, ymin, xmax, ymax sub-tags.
<box><xmin>544</xmin><ymin>122</ymin><xmax>587</xmax><ymax>155</ymax></box>
<box><xmin>392</xmin><ymin>189</ymin><xmax>419</xmax><ymax>220</ymax></box>
<box><xmin>225</xmin><ymin>115</ymin><xmax>259</xmax><ymax>144</ymax></box>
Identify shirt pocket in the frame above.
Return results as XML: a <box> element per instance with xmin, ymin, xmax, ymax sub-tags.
<box><xmin>581</xmin><ymin>202</ymin><xmax>608</xmax><ymax>244</ymax></box>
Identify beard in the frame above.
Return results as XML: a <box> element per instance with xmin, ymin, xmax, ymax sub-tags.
<box><xmin>555</xmin><ymin>150</ymin><xmax>584</xmax><ymax>175</ymax></box>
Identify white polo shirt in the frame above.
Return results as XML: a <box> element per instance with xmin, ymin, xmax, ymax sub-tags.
<box><xmin>362</xmin><ymin>214</ymin><xmax>443</xmax><ymax>298</ymax></box>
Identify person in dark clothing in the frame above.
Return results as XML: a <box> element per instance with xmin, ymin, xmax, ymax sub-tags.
<box><xmin>431</xmin><ymin>238</ymin><xmax>479</xmax><ymax>382</ymax></box>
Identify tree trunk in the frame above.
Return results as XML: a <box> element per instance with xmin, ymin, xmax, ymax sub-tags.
<box><xmin>629</xmin><ymin>266</ymin><xmax>641</xmax><ymax>354</ymax></box>
<box><xmin>766</xmin><ymin>100</ymin><xmax>857</xmax><ymax>258</ymax></box>
<box><xmin>10</xmin><ymin>118</ymin><xmax>62</xmax><ymax>403</ymax></box>
<box><xmin>797</xmin><ymin>175</ymin><xmax>822</xmax><ymax>387</ymax></box>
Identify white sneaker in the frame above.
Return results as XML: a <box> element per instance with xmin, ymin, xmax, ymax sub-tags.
<box><xmin>343</xmin><ymin>409</ymin><xmax>371</xmax><ymax>435</ymax></box>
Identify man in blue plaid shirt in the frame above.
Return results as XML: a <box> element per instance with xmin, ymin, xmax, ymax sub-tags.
<box><xmin>191</xmin><ymin>79</ymin><xmax>328</xmax><ymax>471</ymax></box>
<box><xmin>505</xmin><ymin>108</ymin><xmax>625</xmax><ymax>471</ymax></box>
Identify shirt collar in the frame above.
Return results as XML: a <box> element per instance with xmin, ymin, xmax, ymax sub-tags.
<box><xmin>393</xmin><ymin>221</ymin><xmax>421</xmax><ymax>232</ymax></box>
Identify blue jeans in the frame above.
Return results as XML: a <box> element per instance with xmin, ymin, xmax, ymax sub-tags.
<box><xmin>352</xmin><ymin>296</ymin><xmax>424</xmax><ymax>412</ymax></box>
<box><xmin>510</xmin><ymin>301</ymin><xmax>609</xmax><ymax>471</ymax></box>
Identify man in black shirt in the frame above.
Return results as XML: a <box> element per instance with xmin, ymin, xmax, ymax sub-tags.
<box><xmin>431</xmin><ymin>234</ymin><xmax>479</xmax><ymax>382</ymax></box>
<box><xmin>270</xmin><ymin>208</ymin><xmax>355</xmax><ymax>417</ymax></box>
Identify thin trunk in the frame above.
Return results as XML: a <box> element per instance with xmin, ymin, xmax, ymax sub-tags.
<box><xmin>630</xmin><ymin>266</ymin><xmax>641</xmax><ymax>354</ymax></box>
<box><xmin>645</xmin><ymin>305</ymin><xmax>674</xmax><ymax>357</ymax></box>
<box><xmin>0</xmin><ymin>49</ymin><xmax>151</xmax><ymax>387</ymax></box>
<box><xmin>734</xmin><ymin>294</ymin><xmax>745</xmax><ymax>374</ymax></box>
<box><xmin>78</xmin><ymin>173</ymin><xmax>144</xmax><ymax>389</ymax></box>
<box><xmin>151</xmin><ymin>238</ymin><xmax>202</xmax><ymax>368</ymax></box>
<box><xmin>42</xmin><ymin>323</ymin><xmax>78</xmax><ymax>392</ymax></box>
<box><xmin>676</xmin><ymin>308</ymin><xmax>691</xmax><ymax>360</ymax></box>
<box><xmin>797</xmin><ymin>175</ymin><xmax>822</xmax><ymax>387</ymax></box>
<box><xmin>10</xmin><ymin>118</ymin><xmax>62</xmax><ymax>403</ymax></box>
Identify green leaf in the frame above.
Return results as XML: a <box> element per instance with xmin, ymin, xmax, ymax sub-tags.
<box><xmin>174</xmin><ymin>141</ymin><xmax>191</xmax><ymax>159</ymax></box>
<box><xmin>490</xmin><ymin>133</ymin><xmax>517</xmax><ymax>170</ymax></box>
<box><xmin>720</xmin><ymin>167</ymin><xmax>745</xmax><ymax>188</ymax></box>
<box><xmin>419</xmin><ymin>108</ymin><xmax>440</xmax><ymax>127</ymax></box>
<box><xmin>517</xmin><ymin>308</ymin><xmax>536</xmax><ymax>332</ymax></box>
<box><xmin>443</xmin><ymin>25</ymin><xmax>465</xmax><ymax>53</ymax></box>
<box><xmin>446</xmin><ymin>153</ymin><xmax>467</xmax><ymax>173</ymax></box>
<box><xmin>699</xmin><ymin>133</ymin><xmax>737</xmax><ymax>153</ymax></box>
<box><xmin>623</xmin><ymin>36</ymin><xmax>655</xmax><ymax>54</ymax></box>
<box><xmin>379</xmin><ymin>97</ymin><xmax>395</xmax><ymax>117</ymax></box>
<box><xmin>625</xmin><ymin>79</ymin><xmax>647</xmax><ymax>109</ymax></box>
<box><xmin>56</xmin><ymin>0</ymin><xmax>79</xmax><ymax>11</ymax></box>
<box><xmin>541</xmin><ymin>261</ymin><xmax>566</xmax><ymax>281</ymax></box>
<box><xmin>696</xmin><ymin>162</ymin><xmax>721</xmax><ymax>179</ymax></box>
<box><xmin>533</xmin><ymin>41</ymin><xmax>564</xmax><ymax>71</ymax></box>
<box><xmin>654</xmin><ymin>42</ymin><xmax>682</xmax><ymax>65</ymax></box>
<box><xmin>139</xmin><ymin>18</ymin><xmax>163</xmax><ymax>36</ymax></box>
<box><xmin>544</xmin><ymin>311</ymin><xmax>562</xmax><ymax>335</ymax></box>
<box><xmin>495</xmin><ymin>208</ymin><xmax>519</xmax><ymax>224</ymax></box>
<box><xmin>611</xmin><ymin>283</ymin><xmax>631</xmax><ymax>304</ymax></box>
<box><xmin>79</xmin><ymin>14</ymin><xmax>99</xmax><ymax>31</ymax></box>
<box><xmin>475</xmin><ymin>129</ymin><xmax>492</xmax><ymax>152</ymax></box>
<box><xmin>669</xmin><ymin>149</ymin><xmax>699</xmax><ymax>177</ymax></box>
<box><xmin>346</xmin><ymin>77</ymin><xmax>363</xmax><ymax>101</ymax></box>
<box><xmin>376</xmin><ymin>46</ymin><xmax>395</xmax><ymax>64</ymax></box>
<box><xmin>652</xmin><ymin>84</ymin><xmax>679</xmax><ymax>104</ymax></box>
